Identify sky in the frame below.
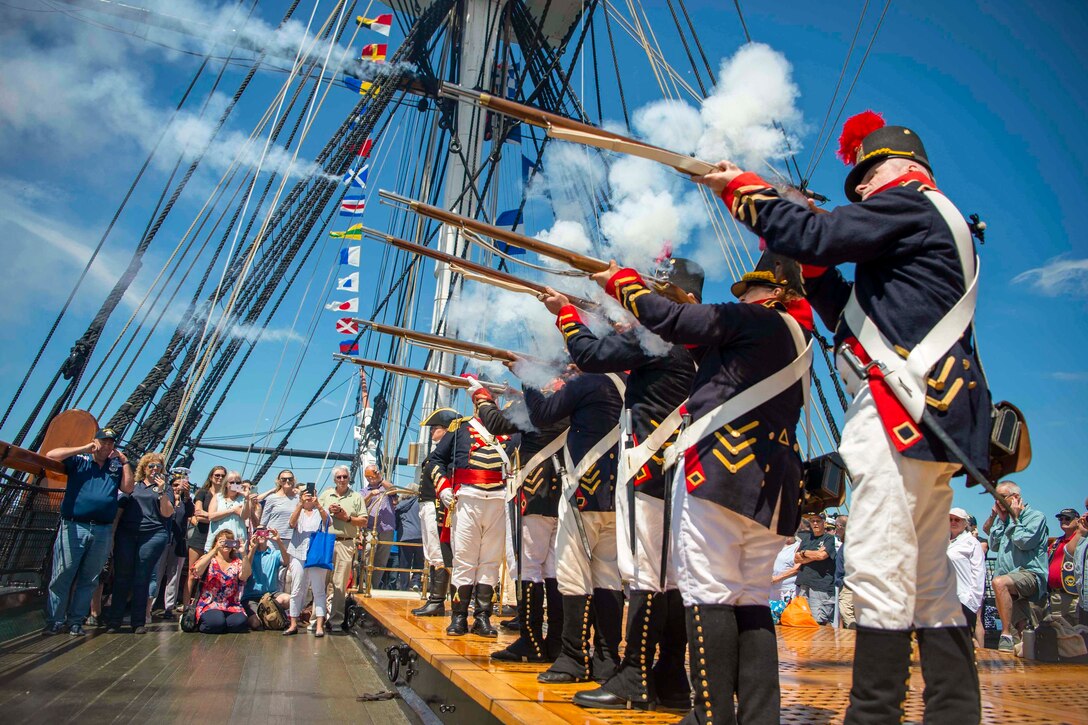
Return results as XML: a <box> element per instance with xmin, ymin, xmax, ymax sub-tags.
<box><xmin>0</xmin><ymin>0</ymin><xmax>1085</xmax><ymax>531</ymax></box>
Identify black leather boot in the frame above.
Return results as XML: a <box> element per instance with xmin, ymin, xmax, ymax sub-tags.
<box><xmin>446</xmin><ymin>584</ymin><xmax>472</xmax><ymax>636</ymax></box>
<box><xmin>574</xmin><ymin>589</ymin><xmax>664</xmax><ymax>710</ymax></box>
<box><xmin>412</xmin><ymin>567</ymin><xmax>449</xmax><ymax>617</ymax></box>
<box><xmin>590</xmin><ymin>588</ymin><xmax>624</xmax><ymax>683</ymax></box>
<box><xmin>471</xmin><ymin>583</ymin><xmax>499</xmax><ymax>637</ymax></box>
<box><xmin>917</xmin><ymin>626</ymin><xmax>980</xmax><ymax>724</ymax></box>
<box><xmin>544</xmin><ymin>577</ymin><xmax>563</xmax><ymax>660</ymax></box>
<box><xmin>685</xmin><ymin>604</ymin><xmax>739</xmax><ymax>725</ymax></box>
<box><xmin>735</xmin><ymin>605</ymin><xmax>780</xmax><ymax>725</ymax></box>
<box><xmin>538</xmin><ymin>594</ymin><xmax>593</xmax><ymax>683</ymax></box>
<box><xmin>653</xmin><ymin>589</ymin><xmax>692</xmax><ymax>711</ymax></box>
<box><xmin>492</xmin><ymin>580</ymin><xmax>547</xmax><ymax>662</ymax></box>
<box><xmin>843</xmin><ymin>627</ymin><xmax>913</xmax><ymax>724</ymax></box>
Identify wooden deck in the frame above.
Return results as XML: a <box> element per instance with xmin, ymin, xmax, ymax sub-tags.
<box><xmin>360</xmin><ymin>595</ymin><xmax>1088</xmax><ymax>725</ymax></box>
<box><xmin>0</xmin><ymin>621</ymin><xmax>413</xmax><ymax>725</ymax></box>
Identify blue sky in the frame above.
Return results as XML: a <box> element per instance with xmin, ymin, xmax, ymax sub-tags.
<box><xmin>0</xmin><ymin>0</ymin><xmax>1084</xmax><ymax>530</ymax></box>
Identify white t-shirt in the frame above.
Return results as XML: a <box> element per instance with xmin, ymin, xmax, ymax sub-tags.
<box><xmin>772</xmin><ymin>539</ymin><xmax>801</xmax><ymax>600</ymax></box>
<box><xmin>947</xmin><ymin>531</ymin><xmax>986</xmax><ymax>613</ymax></box>
<box><xmin>288</xmin><ymin>508</ymin><xmax>324</xmax><ymax>559</ymax></box>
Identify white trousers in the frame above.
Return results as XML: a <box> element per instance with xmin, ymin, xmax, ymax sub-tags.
<box><xmin>450</xmin><ymin>493</ymin><xmax>506</xmax><ymax>587</ymax></box>
<box><xmin>555</xmin><ymin>498</ymin><xmax>621</xmax><ymax>595</ymax></box>
<box><xmin>419</xmin><ymin>501</ymin><xmax>444</xmax><ymax>568</ymax></box>
<box><xmin>672</xmin><ymin>467</ymin><xmax>785</xmax><ymax>606</ymax></box>
<box><xmin>507</xmin><ymin>513</ymin><xmax>558</xmax><ymax>584</ymax></box>
<box><xmin>616</xmin><ymin>486</ymin><xmax>674</xmax><ymax>591</ymax></box>
<box><xmin>839</xmin><ymin>384</ymin><xmax>964</xmax><ymax>630</ymax></box>
<box><xmin>288</xmin><ymin>559</ymin><xmax>328</xmax><ymax>618</ymax></box>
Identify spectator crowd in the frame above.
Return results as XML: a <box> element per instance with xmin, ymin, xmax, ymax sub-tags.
<box><xmin>42</xmin><ymin>428</ymin><xmax>425</xmax><ymax>637</ymax></box>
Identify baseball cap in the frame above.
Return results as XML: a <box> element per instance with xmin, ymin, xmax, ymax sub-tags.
<box><xmin>95</xmin><ymin>427</ymin><xmax>117</xmax><ymax>440</ymax></box>
<box><xmin>949</xmin><ymin>507</ymin><xmax>970</xmax><ymax>520</ymax></box>
<box><xmin>1056</xmin><ymin>508</ymin><xmax>1080</xmax><ymax>520</ymax></box>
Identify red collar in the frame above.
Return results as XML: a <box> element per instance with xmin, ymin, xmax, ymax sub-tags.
<box><xmin>870</xmin><ymin>171</ymin><xmax>938</xmax><ymax>198</ymax></box>
<box><xmin>747</xmin><ymin>297</ymin><xmax>815</xmax><ymax>332</ymax></box>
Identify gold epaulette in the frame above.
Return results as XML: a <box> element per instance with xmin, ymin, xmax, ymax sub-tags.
<box><xmin>448</xmin><ymin>416</ymin><xmax>472</xmax><ymax>432</ymax></box>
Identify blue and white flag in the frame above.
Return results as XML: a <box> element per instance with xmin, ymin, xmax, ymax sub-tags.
<box><xmin>339</xmin><ymin>246</ymin><xmax>360</xmax><ymax>266</ymax></box>
<box><xmin>337</xmin><ymin>272</ymin><xmax>359</xmax><ymax>292</ymax></box>
<box><xmin>340</xmin><ymin>196</ymin><xmax>366</xmax><ymax>216</ymax></box>
<box><xmin>521</xmin><ymin>155</ymin><xmax>535</xmax><ymax>183</ymax></box>
<box><xmin>494</xmin><ymin>209</ymin><xmax>525</xmax><ymax>254</ymax></box>
<box><xmin>343</xmin><ymin>165</ymin><xmax>369</xmax><ymax>188</ymax></box>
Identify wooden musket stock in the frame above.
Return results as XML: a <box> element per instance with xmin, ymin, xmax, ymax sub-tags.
<box><xmin>333</xmin><ymin>354</ymin><xmax>508</xmax><ymax>394</ymax></box>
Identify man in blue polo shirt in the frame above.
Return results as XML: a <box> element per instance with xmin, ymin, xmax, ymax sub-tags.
<box><xmin>44</xmin><ymin>427</ymin><xmax>134</xmax><ymax>635</ymax></box>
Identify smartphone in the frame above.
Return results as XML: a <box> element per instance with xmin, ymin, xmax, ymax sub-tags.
<box><xmin>224</xmin><ymin>540</ymin><xmax>240</xmax><ymax>549</ymax></box>
<box><xmin>253</xmin><ymin>528</ymin><xmax>268</xmax><ymax>539</ymax></box>
<box><xmin>229</xmin><ymin>483</ymin><xmax>245</xmax><ymax>494</ymax></box>
<box><xmin>305</xmin><ymin>482</ymin><xmax>316</xmax><ymax>495</ymax></box>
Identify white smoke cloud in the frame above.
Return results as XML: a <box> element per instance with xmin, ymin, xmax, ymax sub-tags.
<box><xmin>698</xmin><ymin>42</ymin><xmax>803</xmax><ymax>169</ymax></box>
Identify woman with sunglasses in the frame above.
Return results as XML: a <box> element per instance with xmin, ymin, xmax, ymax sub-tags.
<box><xmin>205</xmin><ymin>471</ymin><xmax>251</xmax><ymax>552</ymax></box>
<box><xmin>105</xmin><ymin>452</ymin><xmax>175</xmax><ymax>633</ymax></box>
<box><xmin>186</xmin><ymin>466</ymin><xmax>226</xmax><ymax>602</ymax></box>
<box><xmin>192</xmin><ymin>529</ymin><xmax>251</xmax><ymax>633</ymax></box>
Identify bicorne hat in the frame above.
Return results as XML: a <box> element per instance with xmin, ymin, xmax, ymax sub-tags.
<box><xmin>838</xmin><ymin>111</ymin><xmax>931</xmax><ymax>202</ymax></box>
<box><xmin>730</xmin><ymin>252</ymin><xmax>805</xmax><ymax>299</ymax></box>
<box><xmin>652</xmin><ymin>257</ymin><xmax>705</xmax><ymax>302</ymax></box>
<box><xmin>421</xmin><ymin>407</ymin><xmax>459</xmax><ymax>429</ymax></box>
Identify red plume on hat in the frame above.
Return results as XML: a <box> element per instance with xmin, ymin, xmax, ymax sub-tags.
<box><xmin>837</xmin><ymin>110</ymin><xmax>885</xmax><ymax>166</ymax></box>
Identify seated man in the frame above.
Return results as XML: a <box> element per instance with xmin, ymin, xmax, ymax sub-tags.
<box><xmin>985</xmin><ymin>482</ymin><xmax>1049</xmax><ymax>652</ymax></box>
<box><xmin>241</xmin><ymin>528</ymin><xmax>291</xmax><ymax>629</ymax></box>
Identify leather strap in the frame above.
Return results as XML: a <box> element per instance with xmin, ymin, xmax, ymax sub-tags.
<box><xmin>509</xmin><ymin>429</ymin><xmax>569</xmax><ymax>502</ymax></box>
<box><xmin>842</xmin><ymin>189</ymin><xmax>978</xmax><ymax>422</ymax></box>
<box><xmin>663</xmin><ymin>312</ymin><xmax>811</xmax><ymax>470</ymax></box>
<box><xmin>620</xmin><ymin>403</ymin><xmax>685</xmax><ymax>482</ymax></box>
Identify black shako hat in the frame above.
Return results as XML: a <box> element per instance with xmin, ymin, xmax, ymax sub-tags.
<box><xmin>730</xmin><ymin>252</ymin><xmax>805</xmax><ymax>299</ymax></box>
<box><xmin>838</xmin><ymin>111</ymin><xmax>932</xmax><ymax>202</ymax></box>
<box><xmin>421</xmin><ymin>407</ymin><xmax>459</xmax><ymax>429</ymax></box>
<box><xmin>652</xmin><ymin>257</ymin><xmax>705</xmax><ymax>302</ymax></box>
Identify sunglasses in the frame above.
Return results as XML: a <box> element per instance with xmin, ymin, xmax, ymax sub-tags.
<box><xmin>212</xmin><ymin>473</ymin><xmax>225</xmax><ymax>478</ymax></box>
<box><xmin>1058</xmin><ymin>516</ymin><xmax>1075</xmax><ymax>523</ymax></box>
<box><xmin>148</xmin><ymin>463</ymin><xmax>164</xmax><ymax>469</ymax></box>
<box><xmin>335</xmin><ymin>475</ymin><xmax>350</xmax><ymax>480</ymax></box>
<box><xmin>279</xmin><ymin>476</ymin><xmax>295</xmax><ymax>482</ymax></box>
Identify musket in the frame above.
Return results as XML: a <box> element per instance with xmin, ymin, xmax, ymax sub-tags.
<box><xmin>440</xmin><ymin>83</ymin><xmax>717</xmax><ymax>177</ymax></box>
<box><xmin>358</xmin><ymin>226</ymin><xmax>600</xmax><ymax>310</ymax></box>
<box><xmin>333</xmin><ymin>354</ymin><xmax>508</xmax><ymax>394</ymax></box>
<box><xmin>383</xmin><ymin>193</ymin><xmax>694</xmax><ymax>304</ymax></box>
<box><xmin>352</xmin><ymin>318</ymin><xmax>533</xmax><ymax>365</ymax></box>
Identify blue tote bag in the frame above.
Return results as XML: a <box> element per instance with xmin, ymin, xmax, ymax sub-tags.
<box><xmin>304</xmin><ymin>517</ymin><xmax>335</xmax><ymax>570</ymax></box>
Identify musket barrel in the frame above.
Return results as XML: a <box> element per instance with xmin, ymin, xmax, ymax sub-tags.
<box><xmin>333</xmin><ymin>354</ymin><xmax>507</xmax><ymax>393</ymax></box>
<box><xmin>353</xmin><ymin>318</ymin><xmax>518</xmax><ymax>362</ymax></box>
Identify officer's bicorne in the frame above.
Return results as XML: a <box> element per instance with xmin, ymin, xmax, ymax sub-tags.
<box><xmin>719</xmin><ymin>111</ymin><xmax>991</xmax><ymax>473</ymax></box>
<box><xmin>604</xmin><ymin>255</ymin><xmax>813</xmax><ymax>536</ymax></box>
<box><xmin>523</xmin><ymin>371</ymin><xmax>625</xmax><ymax>512</ymax></box>
<box><xmin>554</xmin><ymin>258</ymin><xmax>699</xmax><ymax>500</ymax></box>
<box><xmin>474</xmin><ymin>397</ymin><xmax>565</xmax><ymax>517</ymax></box>
<box><xmin>418</xmin><ymin>407</ymin><xmax>459</xmax><ymax>505</ymax></box>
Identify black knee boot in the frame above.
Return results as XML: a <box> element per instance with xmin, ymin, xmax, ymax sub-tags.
<box><xmin>653</xmin><ymin>589</ymin><xmax>692</xmax><ymax>710</ymax></box>
<box><xmin>446</xmin><ymin>584</ymin><xmax>472</xmax><ymax>636</ymax></box>
<box><xmin>574</xmin><ymin>589</ymin><xmax>664</xmax><ymax>710</ymax></box>
<box><xmin>735</xmin><ymin>605</ymin><xmax>780</xmax><ymax>725</ymax></box>
<box><xmin>683</xmin><ymin>604</ymin><xmax>739</xmax><ymax>725</ymax></box>
<box><xmin>412</xmin><ymin>567</ymin><xmax>449</xmax><ymax>617</ymax></box>
<box><xmin>471</xmin><ymin>583</ymin><xmax>498</xmax><ymax>637</ymax></box>
<box><xmin>492</xmin><ymin>580</ymin><xmax>547</xmax><ymax>661</ymax></box>
<box><xmin>917</xmin><ymin>626</ymin><xmax>980</xmax><ymax>724</ymax></box>
<box><xmin>843</xmin><ymin>627</ymin><xmax>913</xmax><ymax>724</ymax></box>
<box><xmin>538</xmin><ymin>594</ymin><xmax>593</xmax><ymax>683</ymax></box>
<box><xmin>591</xmin><ymin>588</ymin><xmax>624</xmax><ymax>683</ymax></box>
<box><xmin>544</xmin><ymin>577</ymin><xmax>563</xmax><ymax>660</ymax></box>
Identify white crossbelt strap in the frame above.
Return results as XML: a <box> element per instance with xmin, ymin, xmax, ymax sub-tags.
<box><xmin>605</xmin><ymin>372</ymin><xmax>627</xmax><ymax>398</ymax></box>
<box><xmin>466</xmin><ymin>417</ymin><xmax>512</xmax><ymax>471</ymax></box>
<box><xmin>558</xmin><ymin>372</ymin><xmax>626</xmax><ymax>500</ymax></box>
<box><xmin>662</xmin><ymin>312</ymin><xmax>812</xmax><ymax>470</ymax></box>
<box><xmin>620</xmin><ymin>403</ymin><xmax>685</xmax><ymax>481</ymax></box>
<box><xmin>508</xmin><ymin>429</ymin><xmax>569</xmax><ymax>502</ymax></box>
<box><xmin>842</xmin><ymin>190</ymin><xmax>979</xmax><ymax>422</ymax></box>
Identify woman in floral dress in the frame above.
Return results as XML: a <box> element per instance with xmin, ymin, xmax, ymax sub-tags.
<box><xmin>192</xmin><ymin>529</ymin><xmax>251</xmax><ymax>633</ymax></box>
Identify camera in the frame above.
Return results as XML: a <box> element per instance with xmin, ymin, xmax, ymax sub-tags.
<box><xmin>229</xmin><ymin>483</ymin><xmax>245</xmax><ymax>494</ymax></box>
<box><xmin>224</xmin><ymin>539</ymin><xmax>240</xmax><ymax>549</ymax></box>
<box><xmin>254</xmin><ymin>528</ymin><xmax>269</xmax><ymax>539</ymax></box>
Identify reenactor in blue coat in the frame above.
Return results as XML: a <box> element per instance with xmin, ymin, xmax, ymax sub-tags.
<box><xmin>537</xmin><ymin>258</ymin><xmax>701</xmax><ymax>711</ymax></box>
<box><xmin>510</xmin><ymin>365</ymin><xmax>626</xmax><ymax>684</ymax></box>
<box><xmin>411</xmin><ymin>408</ymin><xmax>459</xmax><ymax>618</ymax></box>
<box><xmin>475</xmin><ymin>396</ymin><xmax>567</xmax><ymax>663</ymax></box>
<box><xmin>693</xmin><ymin>111</ymin><xmax>988</xmax><ymax>723</ymax></box>
<box><xmin>591</xmin><ymin>253</ymin><xmax>813</xmax><ymax>725</ymax></box>
<box><xmin>431</xmin><ymin>396</ymin><xmax>516</xmax><ymax>638</ymax></box>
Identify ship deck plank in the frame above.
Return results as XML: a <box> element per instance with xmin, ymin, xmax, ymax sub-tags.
<box><xmin>0</xmin><ymin>621</ymin><xmax>411</xmax><ymax>725</ymax></box>
<box><xmin>359</xmin><ymin>595</ymin><xmax>1087</xmax><ymax>725</ymax></box>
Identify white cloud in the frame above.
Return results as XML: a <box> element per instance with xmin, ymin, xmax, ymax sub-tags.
<box><xmin>1046</xmin><ymin>371</ymin><xmax>1088</xmax><ymax>382</ymax></box>
<box><xmin>1011</xmin><ymin>256</ymin><xmax>1088</xmax><ymax>297</ymax></box>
